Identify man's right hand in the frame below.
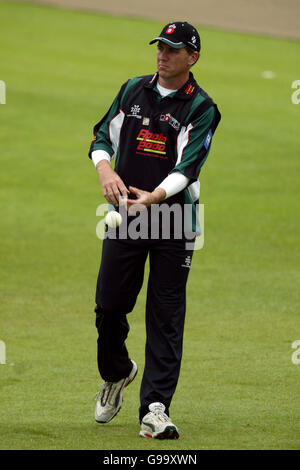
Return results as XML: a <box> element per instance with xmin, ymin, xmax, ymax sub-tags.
<box><xmin>96</xmin><ymin>160</ymin><xmax>129</xmax><ymax>206</ymax></box>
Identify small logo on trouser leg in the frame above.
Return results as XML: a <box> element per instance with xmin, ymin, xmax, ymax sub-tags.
<box><xmin>181</xmin><ymin>255</ymin><xmax>191</xmax><ymax>268</ymax></box>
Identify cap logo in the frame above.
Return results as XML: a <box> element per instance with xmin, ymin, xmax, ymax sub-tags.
<box><xmin>166</xmin><ymin>24</ymin><xmax>176</xmax><ymax>35</ymax></box>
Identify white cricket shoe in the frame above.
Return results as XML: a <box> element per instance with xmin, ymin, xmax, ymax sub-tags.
<box><xmin>94</xmin><ymin>360</ymin><xmax>138</xmax><ymax>423</ymax></box>
<box><xmin>139</xmin><ymin>402</ymin><xmax>179</xmax><ymax>439</ymax></box>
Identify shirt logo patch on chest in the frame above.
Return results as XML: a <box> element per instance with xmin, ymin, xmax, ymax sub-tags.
<box><xmin>127</xmin><ymin>104</ymin><xmax>142</xmax><ymax>119</ymax></box>
<box><xmin>160</xmin><ymin>113</ymin><xmax>180</xmax><ymax>131</ymax></box>
<box><xmin>136</xmin><ymin>129</ymin><xmax>168</xmax><ymax>159</ymax></box>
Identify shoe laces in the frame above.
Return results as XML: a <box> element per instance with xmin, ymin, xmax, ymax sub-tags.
<box><xmin>94</xmin><ymin>380</ymin><xmax>124</xmax><ymax>407</ymax></box>
<box><xmin>150</xmin><ymin>403</ymin><xmax>170</xmax><ymax>423</ymax></box>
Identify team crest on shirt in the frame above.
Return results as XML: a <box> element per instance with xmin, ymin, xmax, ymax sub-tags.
<box><xmin>127</xmin><ymin>104</ymin><xmax>142</xmax><ymax>119</ymax></box>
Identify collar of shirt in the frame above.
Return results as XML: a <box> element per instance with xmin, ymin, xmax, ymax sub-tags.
<box><xmin>144</xmin><ymin>72</ymin><xmax>198</xmax><ymax>101</ymax></box>
<box><xmin>156</xmin><ymin>82</ymin><xmax>178</xmax><ymax>98</ymax></box>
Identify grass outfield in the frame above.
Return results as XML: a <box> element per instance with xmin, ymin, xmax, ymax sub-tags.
<box><xmin>1</xmin><ymin>1</ymin><xmax>300</xmax><ymax>450</ymax></box>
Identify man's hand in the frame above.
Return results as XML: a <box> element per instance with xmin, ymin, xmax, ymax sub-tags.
<box><xmin>96</xmin><ymin>160</ymin><xmax>129</xmax><ymax>206</ymax></box>
<box><xmin>127</xmin><ymin>186</ymin><xmax>166</xmax><ymax>214</ymax></box>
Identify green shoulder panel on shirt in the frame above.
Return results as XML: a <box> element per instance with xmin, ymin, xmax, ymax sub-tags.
<box><xmin>92</xmin><ymin>77</ymin><xmax>143</xmax><ymax>156</ymax></box>
<box><xmin>119</xmin><ymin>76</ymin><xmax>144</xmax><ymax>107</ymax></box>
<box><xmin>183</xmin><ymin>91</ymin><xmax>208</xmax><ymax>125</ymax></box>
<box><xmin>172</xmin><ymin>106</ymin><xmax>216</xmax><ymax>179</ymax></box>
<box><xmin>190</xmin><ymin>104</ymin><xmax>215</xmax><ymax>128</ymax></box>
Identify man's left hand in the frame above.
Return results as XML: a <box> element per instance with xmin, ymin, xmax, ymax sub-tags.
<box><xmin>127</xmin><ymin>186</ymin><xmax>166</xmax><ymax>213</ymax></box>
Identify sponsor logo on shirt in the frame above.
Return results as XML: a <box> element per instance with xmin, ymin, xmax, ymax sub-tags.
<box><xmin>159</xmin><ymin>113</ymin><xmax>180</xmax><ymax>131</ymax></box>
<box><xmin>136</xmin><ymin>129</ymin><xmax>167</xmax><ymax>158</ymax></box>
<box><xmin>204</xmin><ymin>129</ymin><xmax>212</xmax><ymax>150</ymax></box>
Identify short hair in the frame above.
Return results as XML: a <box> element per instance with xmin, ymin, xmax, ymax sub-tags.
<box><xmin>185</xmin><ymin>46</ymin><xmax>200</xmax><ymax>66</ymax></box>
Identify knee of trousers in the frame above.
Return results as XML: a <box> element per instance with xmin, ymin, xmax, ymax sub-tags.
<box><xmin>94</xmin><ymin>304</ymin><xmax>131</xmax><ymax>331</ymax></box>
<box><xmin>95</xmin><ymin>292</ymin><xmax>137</xmax><ymax>317</ymax></box>
<box><xmin>95</xmin><ymin>306</ymin><xmax>105</xmax><ymax>330</ymax></box>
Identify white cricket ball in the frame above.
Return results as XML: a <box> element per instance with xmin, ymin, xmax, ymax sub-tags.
<box><xmin>105</xmin><ymin>211</ymin><xmax>122</xmax><ymax>228</ymax></box>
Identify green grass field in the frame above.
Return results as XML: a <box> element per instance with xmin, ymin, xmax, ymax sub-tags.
<box><xmin>0</xmin><ymin>1</ymin><xmax>300</xmax><ymax>450</ymax></box>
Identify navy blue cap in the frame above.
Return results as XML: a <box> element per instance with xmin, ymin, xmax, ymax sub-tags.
<box><xmin>149</xmin><ymin>22</ymin><xmax>201</xmax><ymax>52</ymax></box>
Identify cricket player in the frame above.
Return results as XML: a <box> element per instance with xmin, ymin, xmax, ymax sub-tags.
<box><xmin>89</xmin><ymin>22</ymin><xmax>221</xmax><ymax>439</ymax></box>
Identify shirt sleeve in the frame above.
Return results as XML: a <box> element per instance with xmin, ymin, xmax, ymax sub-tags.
<box><xmin>172</xmin><ymin>105</ymin><xmax>219</xmax><ymax>182</ymax></box>
<box><xmin>155</xmin><ymin>172</ymin><xmax>190</xmax><ymax>199</ymax></box>
<box><xmin>88</xmin><ymin>82</ymin><xmax>128</xmax><ymax>161</ymax></box>
<box><xmin>91</xmin><ymin>149</ymin><xmax>111</xmax><ymax>167</ymax></box>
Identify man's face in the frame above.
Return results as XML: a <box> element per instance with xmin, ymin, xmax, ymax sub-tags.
<box><xmin>156</xmin><ymin>41</ymin><xmax>197</xmax><ymax>82</ymax></box>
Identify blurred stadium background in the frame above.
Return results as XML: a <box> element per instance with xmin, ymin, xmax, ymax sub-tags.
<box><xmin>14</xmin><ymin>0</ymin><xmax>300</xmax><ymax>39</ymax></box>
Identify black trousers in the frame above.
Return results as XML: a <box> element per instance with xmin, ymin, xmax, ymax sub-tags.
<box><xmin>95</xmin><ymin>235</ymin><xmax>194</xmax><ymax>422</ymax></box>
